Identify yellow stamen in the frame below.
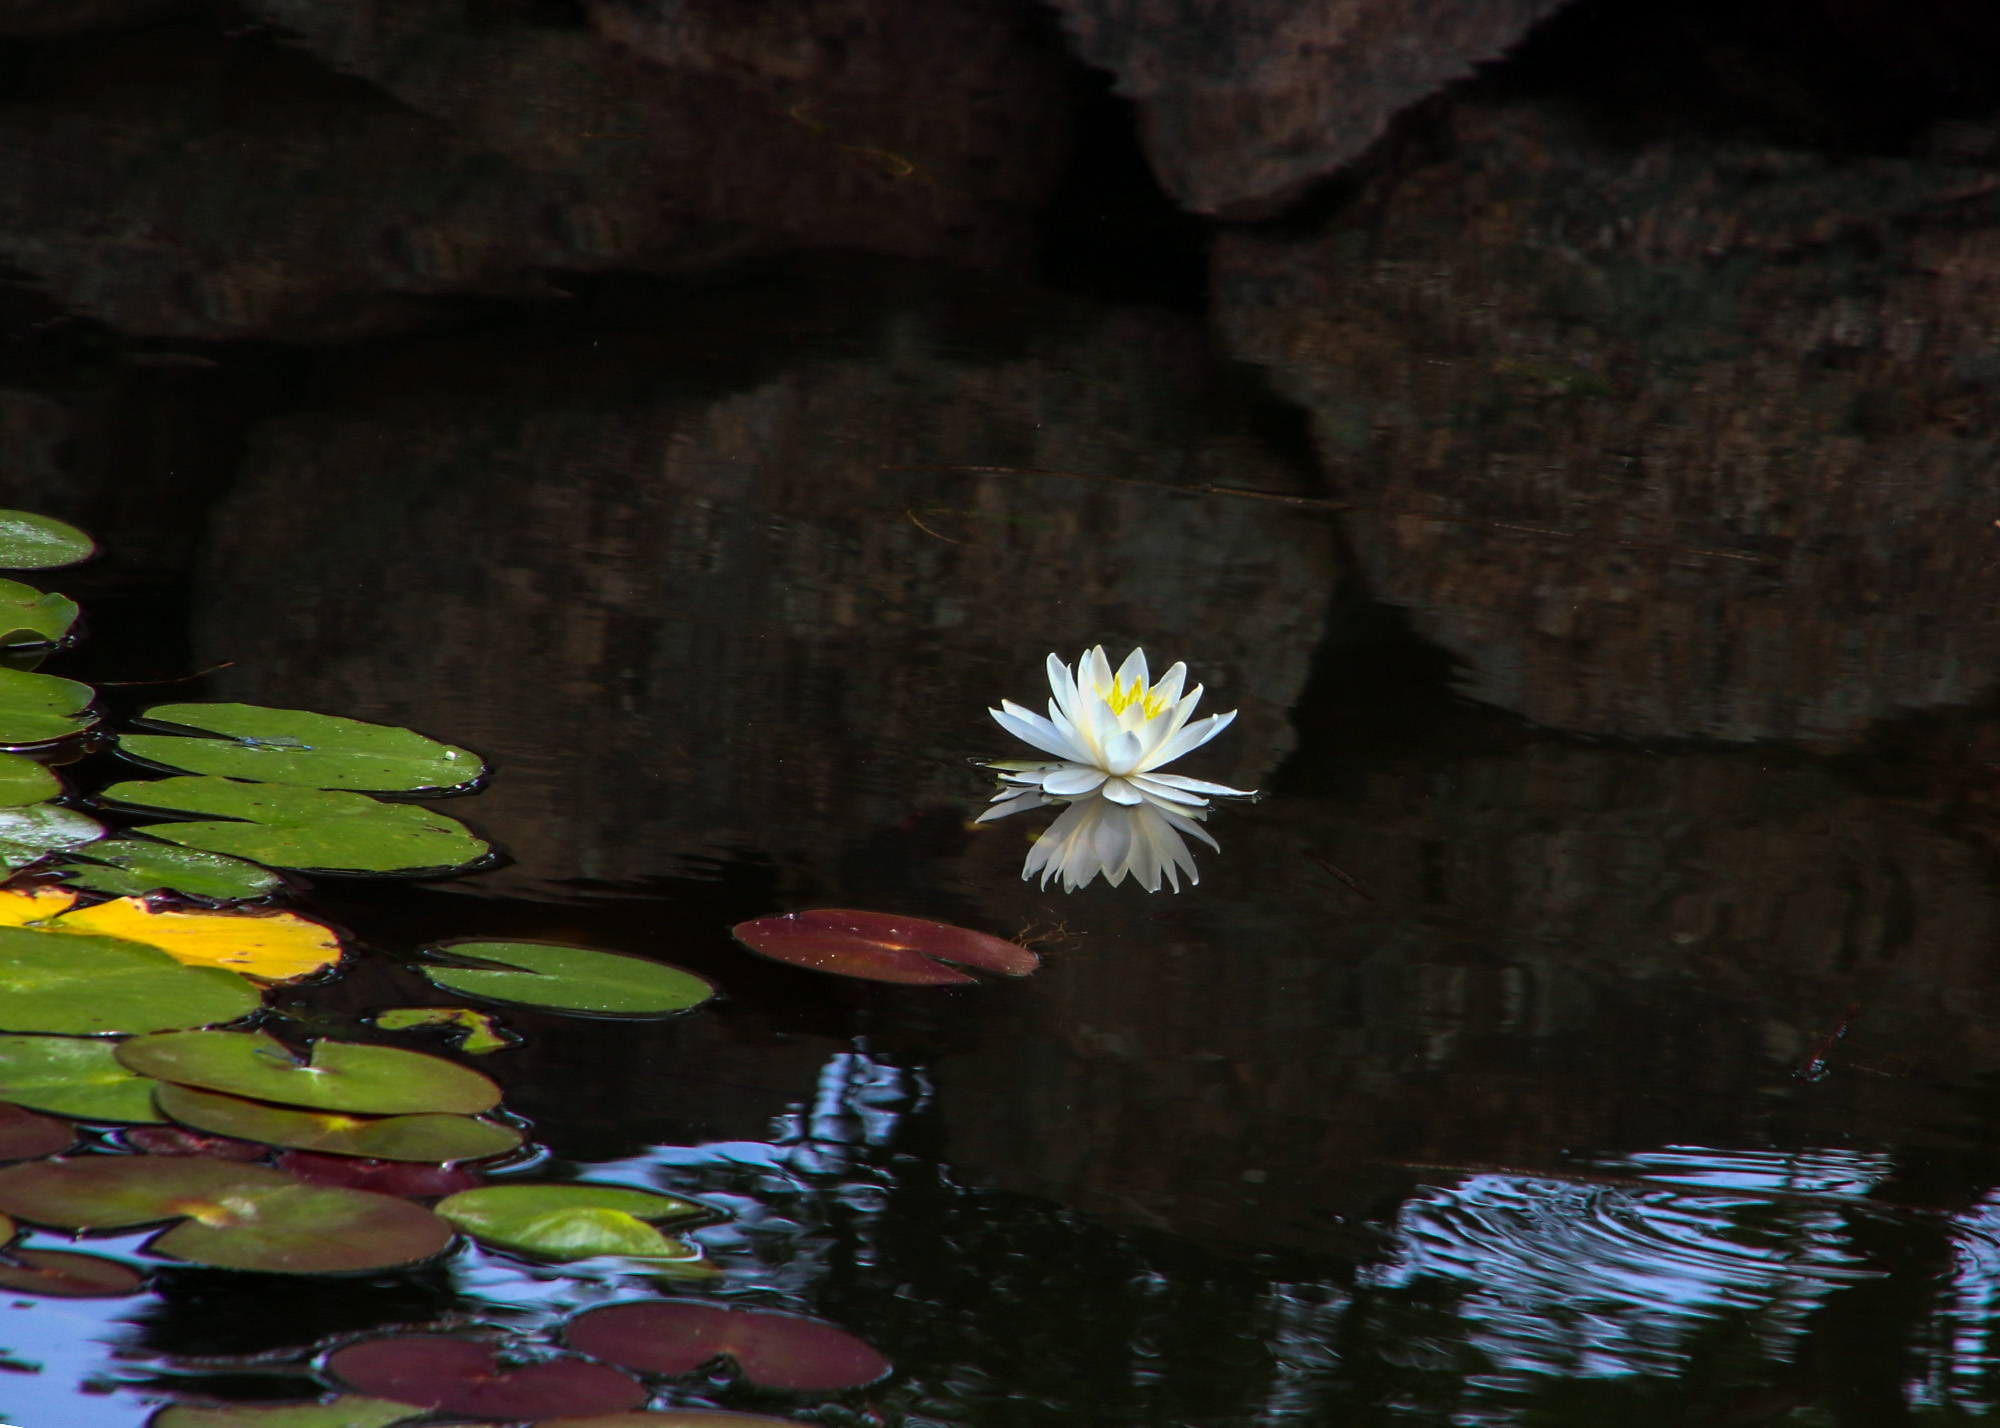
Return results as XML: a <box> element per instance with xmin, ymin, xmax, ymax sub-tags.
<box><xmin>1101</xmin><ymin>677</ymin><xmax>1168</xmax><ymax>720</ymax></box>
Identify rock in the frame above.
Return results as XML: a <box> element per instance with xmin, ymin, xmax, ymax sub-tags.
<box><xmin>1217</xmin><ymin>93</ymin><xmax>2000</xmax><ymax>742</ymax></box>
<box><xmin>192</xmin><ymin>262</ymin><xmax>1336</xmax><ymax>896</ymax></box>
<box><xmin>1042</xmin><ymin>0</ymin><xmax>1570</xmax><ymax>215</ymax></box>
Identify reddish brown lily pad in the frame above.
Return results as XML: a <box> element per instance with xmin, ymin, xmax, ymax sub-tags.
<box><xmin>0</xmin><ymin>1247</ymin><xmax>144</xmax><ymax>1296</ymax></box>
<box><xmin>121</xmin><ymin>1126</ymin><xmax>267</xmax><ymax>1161</ymax></box>
<box><xmin>565</xmin><ymin>1300</ymin><xmax>891</xmax><ymax>1391</ymax></box>
<box><xmin>275</xmin><ymin>1151</ymin><xmax>482</xmax><ymax>1198</ymax></box>
<box><xmin>325</xmin><ymin>1336</ymin><xmax>646</xmax><ymax>1420</ymax></box>
<box><xmin>0</xmin><ymin>1100</ymin><xmax>76</xmax><ymax>1160</ymax></box>
<box><xmin>542</xmin><ymin>1416</ymin><xmax>801</xmax><ymax>1427</ymax></box>
<box><xmin>729</xmin><ymin>910</ymin><xmax>1038</xmax><ymax>986</ymax></box>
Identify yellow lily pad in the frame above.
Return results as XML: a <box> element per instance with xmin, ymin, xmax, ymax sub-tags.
<box><xmin>50</xmin><ymin>899</ymin><xmax>340</xmax><ymax>982</ymax></box>
<box><xmin>0</xmin><ymin>887</ymin><xmax>75</xmax><ymax>926</ymax></box>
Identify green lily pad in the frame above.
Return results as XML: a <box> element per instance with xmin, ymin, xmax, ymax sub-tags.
<box><xmin>101</xmin><ymin>776</ymin><xmax>489</xmax><ymax>875</ymax></box>
<box><xmin>0</xmin><ymin>801</ymin><xmax>102</xmax><ymax>868</ymax></box>
<box><xmin>0</xmin><ymin>666</ymin><xmax>96</xmax><ymax>746</ymax></box>
<box><xmin>152</xmin><ymin>1397</ymin><xmax>427</xmax><ymax>1428</ymax></box>
<box><xmin>0</xmin><ymin>1035</ymin><xmax>166</xmax><ymax>1122</ymax></box>
<box><xmin>0</xmin><ymin>1247</ymin><xmax>144</xmax><ymax>1297</ymax></box>
<box><xmin>115</xmin><ymin>1030</ymin><xmax>502</xmax><ymax>1115</ymax></box>
<box><xmin>436</xmin><ymin>1183</ymin><xmax>709</xmax><ymax>1263</ymax></box>
<box><xmin>0</xmin><ymin>510</ymin><xmax>94</xmax><ymax>570</ymax></box>
<box><xmin>56</xmin><ymin>838</ymin><xmax>282</xmax><ymax>901</ymax></box>
<box><xmin>0</xmin><ymin>928</ymin><xmax>261</xmax><ymax>1034</ymax></box>
<box><xmin>0</xmin><ymin>578</ymin><xmax>78</xmax><ymax>648</ymax></box>
<box><xmin>419</xmin><ymin>942</ymin><xmax>715</xmax><ymax>1018</ymax></box>
<box><xmin>123</xmin><ymin>705</ymin><xmax>484</xmax><ymax>794</ymax></box>
<box><xmin>0</xmin><ymin>1156</ymin><xmax>454</xmax><ymax>1273</ymax></box>
<box><xmin>156</xmin><ymin>1083</ymin><xmax>523</xmax><ymax>1162</ymax></box>
<box><xmin>373</xmin><ymin>1007</ymin><xmax>516</xmax><ymax>1055</ymax></box>
<box><xmin>0</xmin><ymin>752</ymin><xmax>59</xmax><ymax>807</ymax></box>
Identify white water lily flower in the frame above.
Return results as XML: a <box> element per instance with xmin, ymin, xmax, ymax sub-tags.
<box><xmin>978</xmin><ymin>646</ymin><xmax>1254</xmax><ymax>892</ymax></box>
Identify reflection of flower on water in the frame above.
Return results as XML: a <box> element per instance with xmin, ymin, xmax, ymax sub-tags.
<box><xmin>978</xmin><ymin>646</ymin><xmax>1252</xmax><ymax>892</ymax></box>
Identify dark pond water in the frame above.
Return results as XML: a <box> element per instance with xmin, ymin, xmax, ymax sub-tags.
<box><xmin>7</xmin><ymin>1</ymin><xmax>2000</xmax><ymax>1424</ymax></box>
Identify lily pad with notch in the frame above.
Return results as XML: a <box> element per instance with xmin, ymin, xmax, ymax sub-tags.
<box><xmin>0</xmin><ymin>1100</ymin><xmax>76</xmax><ymax>1159</ymax></box>
<box><xmin>730</xmin><ymin>909</ymin><xmax>1039</xmax><ymax>986</ymax></box>
<box><xmin>122</xmin><ymin>704</ymin><xmax>484</xmax><ymax>794</ymax></box>
<box><xmin>565</xmin><ymin>1300</ymin><xmax>891</xmax><ymax>1391</ymax></box>
<box><xmin>0</xmin><ymin>1247</ymin><xmax>145</xmax><ymax>1297</ymax></box>
<box><xmin>0</xmin><ymin>666</ymin><xmax>97</xmax><ymax>747</ymax></box>
<box><xmin>0</xmin><ymin>801</ymin><xmax>103</xmax><ymax>869</ymax></box>
<box><xmin>0</xmin><ymin>578</ymin><xmax>78</xmax><ymax>648</ymax></box>
<box><xmin>100</xmin><ymin>776</ymin><xmax>490</xmax><ymax>875</ymax></box>
<box><xmin>417</xmin><ymin>941</ymin><xmax>714</xmax><ymax>1018</ymax></box>
<box><xmin>51</xmin><ymin>899</ymin><xmax>340</xmax><ymax>981</ymax></box>
<box><xmin>0</xmin><ymin>928</ymin><xmax>262</xmax><ymax>1034</ymax></box>
<box><xmin>0</xmin><ymin>751</ymin><xmax>59</xmax><ymax>807</ymax></box>
<box><xmin>0</xmin><ymin>1156</ymin><xmax>455</xmax><ymax>1272</ymax></box>
<box><xmin>325</xmin><ymin>1336</ymin><xmax>647</xmax><ymax>1420</ymax></box>
<box><xmin>0</xmin><ymin>1034</ymin><xmax>166</xmax><ymax>1122</ymax></box>
<box><xmin>115</xmin><ymin>1030</ymin><xmax>502</xmax><ymax>1115</ymax></box>
<box><xmin>155</xmin><ymin>1083</ymin><xmax>523</xmax><ymax>1163</ymax></box>
<box><xmin>56</xmin><ymin>838</ymin><xmax>281</xmax><ymax>901</ymax></box>
<box><xmin>436</xmin><ymin>1183</ymin><xmax>710</xmax><ymax>1263</ymax></box>
<box><xmin>0</xmin><ymin>510</ymin><xmax>93</xmax><ymax>570</ymax></box>
<box><xmin>151</xmin><ymin>1399</ymin><xmax>428</xmax><ymax>1428</ymax></box>
<box><xmin>372</xmin><ymin>1006</ymin><xmax>515</xmax><ymax>1054</ymax></box>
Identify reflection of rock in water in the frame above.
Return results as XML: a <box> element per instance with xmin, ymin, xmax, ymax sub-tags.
<box><xmin>1217</xmin><ymin>93</ymin><xmax>2000</xmax><ymax>742</ymax></box>
<box><xmin>932</xmin><ymin>711</ymin><xmax>2000</xmax><ymax>1255</ymax></box>
<box><xmin>1043</xmin><ymin>0</ymin><xmax>1569</xmax><ymax>216</ymax></box>
<box><xmin>0</xmin><ymin>5</ymin><xmax>1069</xmax><ymax>340</ymax></box>
<box><xmin>196</xmin><ymin>263</ymin><xmax>1336</xmax><ymax>896</ymax></box>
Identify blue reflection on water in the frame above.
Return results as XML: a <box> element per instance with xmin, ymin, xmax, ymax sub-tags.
<box><xmin>1360</xmin><ymin>1148</ymin><xmax>1890</xmax><ymax>1391</ymax></box>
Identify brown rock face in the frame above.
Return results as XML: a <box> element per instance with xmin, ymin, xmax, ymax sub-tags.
<box><xmin>192</xmin><ymin>264</ymin><xmax>1336</xmax><ymax>895</ymax></box>
<box><xmin>1042</xmin><ymin>0</ymin><xmax>1570</xmax><ymax>215</ymax></box>
<box><xmin>1217</xmin><ymin>95</ymin><xmax>2000</xmax><ymax>742</ymax></box>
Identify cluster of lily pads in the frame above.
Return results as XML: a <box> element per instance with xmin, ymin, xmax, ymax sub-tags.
<box><xmin>0</xmin><ymin>507</ymin><xmax>1051</xmax><ymax>1425</ymax></box>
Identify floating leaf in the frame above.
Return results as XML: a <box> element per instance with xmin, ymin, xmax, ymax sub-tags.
<box><xmin>0</xmin><ymin>577</ymin><xmax>78</xmax><ymax>648</ymax></box>
<box><xmin>0</xmin><ymin>1248</ymin><xmax>144</xmax><ymax>1297</ymax></box>
<box><xmin>115</xmin><ymin>1030</ymin><xmax>502</xmax><ymax>1115</ymax></box>
<box><xmin>326</xmin><ymin>1337</ymin><xmax>646</xmax><ymax>1420</ymax></box>
<box><xmin>156</xmin><ymin>1083</ymin><xmax>523</xmax><ymax>1163</ymax></box>
<box><xmin>0</xmin><ymin>1034</ymin><xmax>165</xmax><ymax>1121</ymax></box>
<box><xmin>0</xmin><ymin>928</ymin><xmax>261</xmax><ymax>1034</ymax></box>
<box><xmin>542</xmin><ymin>1415</ymin><xmax>806</xmax><ymax>1428</ymax></box>
<box><xmin>102</xmin><ymin>777</ymin><xmax>489</xmax><ymax>875</ymax></box>
<box><xmin>437</xmin><ymin>1184</ymin><xmax>709</xmax><ymax>1263</ymax></box>
<box><xmin>0</xmin><ymin>802</ymin><xmax>103</xmax><ymax>868</ymax></box>
<box><xmin>123</xmin><ymin>705</ymin><xmax>484</xmax><ymax>794</ymax></box>
<box><xmin>0</xmin><ymin>1156</ymin><xmax>454</xmax><ymax>1273</ymax></box>
<box><xmin>0</xmin><ymin>1100</ymin><xmax>76</xmax><ymax>1159</ymax></box>
<box><xmin>373</xmin><ymin>1007</ymin><xmax>515</xmax><ymax>1055</ymax></box>
<box><xmin>566</xmin><ymin>1301</ymin><xmax>891</xmax><ymax>1390</ymax></box>
<box><xmin>52</xmin><ymin>899</ymin><xmax>340</xmax><ymax>981</ymax></box>
<box><xmin>275</xmin><ymin>1151</ymin><xmax>481</xmax><ymax>1198</ymax></box>
<box><xmin>730</xmin><ymin>909</ymin><xmax>1038</xmax><ymax>986</ymax></box>
<box><xmin>152</xmin><ymin>1399</ymin><xmax>427</xmax><ymax>1428</ymax></box>
<box><xmin>544</xmin><ymin>1408</ymin><xmax>808</xmax><ymax>1416</ymax></box>
<box><xmin>418</xmin><ymin>942</ymin><xmax>714</xmax><ymax>1018</ymax></box>
<box><xmin>57</xmin><ymin>839</ymin><xmax>281</xmax><ymax>901</ymax></box>
<box><xmin>0</xmin><ymin>886</ymin><xmax>75</xmax><ymax>924</ymax></box>
<box><xmin>0</xmin><ymin>666</ymin><xmax>97</xmax><ymax>747</ymax></box>
<box><xmin>0</xmin><ymin>510</ymin><xmax>93</xmax><ymax>570</ymax></box>
<box><xmin>0</xmin><ymin>752</ymin><xmax>58</xmax><ymax>806</ymax></box>
<box><xmin>122</xmin><ymin>1125</ymin><xmax>266</xmax><ymax>1160</ymax></box>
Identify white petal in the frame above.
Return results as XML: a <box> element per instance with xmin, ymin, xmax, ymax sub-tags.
<box><xmin>1101</xmin><ymin>728</ymin><xmax>1144</xmax><ymax>775</ymax></box>
<box><xmin>1150</xmin><ymin>662</ymin><xmax>1187</xmax><ymax>709</ymax></box>
<box><xmin>1128</xmin><ymin>774</ymin><xmax>1209</xmax><ymax>807</ymax></box>
<box><xmin>976</xmin><ymin>789</ymin><xmax>1047</xmax><ymax>823</ymax></box>
<box><xmin>1092</xmin><ymin>800</ymin><xmax>1134</xmax><ymax>876</ymax></box>
<box><xmin>1114</xmin><ymin>646</ymin><xmax>1149</xmax><ymax>695</ymax></box>
<box><xmin>992</xmin><ymin>702</ymin><xmax>1091</xmax><ymax>763</ymax></box>
<box><xmin>1046</xmin><ymin>652</ymin><xmax>1084</xmax><ymax>726</ymax></box>
<box><xmin>1101</xmin><ymin>777</ymin><xmax>1144</xmax><ymax>805</ymax></box>
<box><xmin>1159</xmin><ymin>804</ymin><xmax>1221</xmax><ymax>851</ymax></box>
<box><xmin>1085</xmin><ymin>646</ymin><xmax>1114</xmax><ymax>695</ymax></box>
<box><xmin>1041</xmin><ymin>766</ymin><xmax>1108</xmax><ymax>797</ymax></box>
<box><xmin>1140</xmin><ymin>708</ymin><xmax>1237</xmax><ymax>770</ymax></box>
<box><xmin>1139</xmin><ymin>771</ymin><xmax>1256</xmax><ymax>798</ymax></box>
